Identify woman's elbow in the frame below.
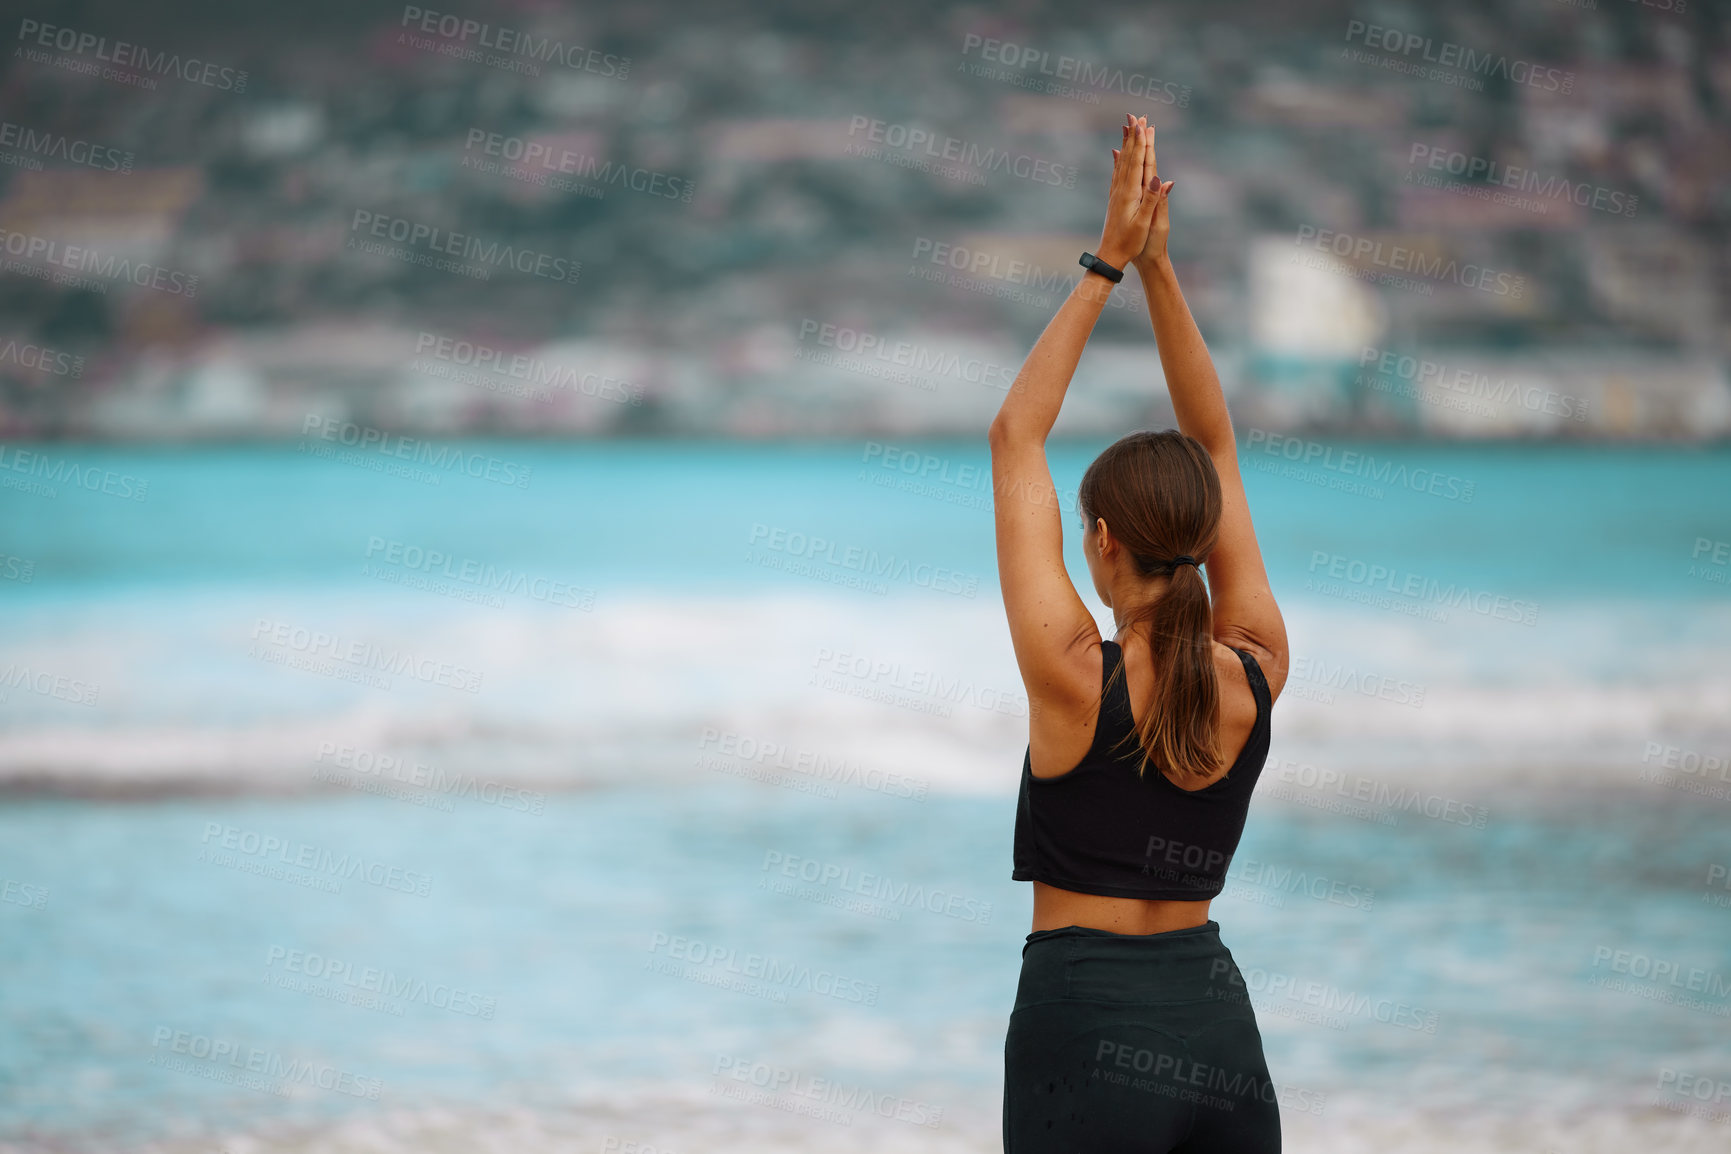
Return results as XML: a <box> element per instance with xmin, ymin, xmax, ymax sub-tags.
<box><xmin>988</xmin><ymin>415</ymin><xmax>1038</xmax><ymax>451</ymax></box>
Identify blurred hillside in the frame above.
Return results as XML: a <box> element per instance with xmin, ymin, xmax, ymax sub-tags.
<box><xmin>0</xmin><ymin>0</ymin><xmax>1727</xmax><ymax>440</ymax></box>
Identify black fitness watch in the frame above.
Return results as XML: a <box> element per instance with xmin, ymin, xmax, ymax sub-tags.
<box><xmin>1078</xmin><ymin>251</ymin><xmax>1124</xmax><ymax>283</ymax></box>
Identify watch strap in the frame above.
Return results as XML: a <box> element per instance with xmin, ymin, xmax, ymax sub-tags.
<box><xmin>1079</xmin><ymin>251</ymin><xmax>1125</xmax><ymax>283</ymax></box>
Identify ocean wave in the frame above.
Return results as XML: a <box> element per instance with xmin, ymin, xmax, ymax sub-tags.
<box><xmin>10</xmin><ymin>1087</ymin><xmax>1729</xmax><ymax>1154</ymax></box>
<box><xmin>1</xmin><ymin>591</ymin><xmax>1726</xmax><ymax>798</ymax></box>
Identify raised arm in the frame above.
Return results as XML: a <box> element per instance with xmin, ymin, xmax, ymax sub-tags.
<box><xmin>988</xmin><ymin>119</ymin><xmax>1161</xmax><ymax>713</ymax></box>
<box><xmin>1127</xmin><ymin>119</ymin><xmax>1289</xmax><ymax>695</ymax></box>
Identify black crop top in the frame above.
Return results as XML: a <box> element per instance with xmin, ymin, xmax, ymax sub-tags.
<box><xmin>1012</xmin><ymin>639</ymin><xmax>1273</xmax><ymax>900</ymax></box>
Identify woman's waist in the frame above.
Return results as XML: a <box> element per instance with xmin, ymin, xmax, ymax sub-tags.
<box><xmin>1031</xmin><ymin>880</ymin><xmax>1212</xmax><ymax>935</ymax></box>
<box><xmin>1014</xmin><ymin>908</ymin><xmax>1249</xmax><ymax>1008</ymax></box>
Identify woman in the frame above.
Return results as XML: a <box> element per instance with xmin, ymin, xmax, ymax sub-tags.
<box><xmin>990</xmin><ymin>116</ymin><xmax>1290</xmax><ymax>1153</ymax></box>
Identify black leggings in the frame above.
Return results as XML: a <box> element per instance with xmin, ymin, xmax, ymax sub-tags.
<box><xmin>1003</xmin><ymin>921</ymin><xmax>1281</xmax><ymax>1153</ymax></box>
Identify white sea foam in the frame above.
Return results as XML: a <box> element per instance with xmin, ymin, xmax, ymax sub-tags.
<box><xmin>1</xmin><ymin>589</ymin><xmax>1727</xmax><ymax>797</ymax></box>
<box><xmin>35</xmin><ymin>1089</ymin><xmax>1730</xmax><ymax>1154</ymax></box>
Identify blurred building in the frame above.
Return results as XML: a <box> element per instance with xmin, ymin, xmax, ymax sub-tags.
<box><xmin>0</xmin><ymin>0</ymin><xmax>1724</xmax><ymax>440</ymax></box>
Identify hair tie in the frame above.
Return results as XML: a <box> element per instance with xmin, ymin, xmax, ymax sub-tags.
<box><xmin>1170</xmin><ymin>555</ymin><xmax>1199</xmax><ymax>570</ymax></box>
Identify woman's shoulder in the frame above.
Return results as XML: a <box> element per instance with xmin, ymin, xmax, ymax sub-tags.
<box><xmin>1211</xmin><ymin>634</ymin><xmax>1286</xmax><ymax>707</ymax></box>
<box><xmin>1205</xmin><ymin>641</ymin><xmax>1259</xmax><ymax>728</ymax></box>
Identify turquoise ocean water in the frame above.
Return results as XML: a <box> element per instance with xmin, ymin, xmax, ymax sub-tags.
<box><xmin>1</xmin><ymin>438</ymin><xmax>1728</xmax><ymax>1152</ymax></box>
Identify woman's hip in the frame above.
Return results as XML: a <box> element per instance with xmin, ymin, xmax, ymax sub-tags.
<box><xmin>1003</xmin><ymin>922</ymin><xmax>1280</xmax><ymax>1152</ymax></box>
<box><xmin>1011</xmin><ymin>920</ymin><xmax>1258</xmax><ymax>1015</ymax></box>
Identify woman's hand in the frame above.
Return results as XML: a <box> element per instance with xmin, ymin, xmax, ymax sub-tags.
<box><xmin>1095</xmin><ymin>115</ymin><xmax>1163</xmax><ymax>270</ymax></box>
<box><xmin>1110</xmin><ymin>117</ymin><xmax>1175</xmax><ymax>270</ymax></box>
<box><xmin>1133</xmin><ymin>174</ymin><xmax>1175</xmax><ymax>269</ymax></box>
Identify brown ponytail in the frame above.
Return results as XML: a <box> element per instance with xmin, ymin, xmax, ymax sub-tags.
<box><xmin>1077</xmin><ymin>430</ymin><xmax>1224</xmax><ymax>786</ymax></box>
